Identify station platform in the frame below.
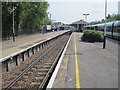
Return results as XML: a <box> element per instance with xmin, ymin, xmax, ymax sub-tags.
<box><xmin>49</xmin><ymin>32</ymin><xmax>118</xmax><ymax>88</ymax></box>
<box><xmin>0</xmin><ymin>31</ymin><xmax>69</xmax><ymax>59</ymax></box>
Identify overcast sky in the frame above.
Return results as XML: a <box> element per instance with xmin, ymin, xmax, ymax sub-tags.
<box><xmin>47</xmin><ymin>0</ymin><xmax>120</xmax><ymax>24</ymax></box>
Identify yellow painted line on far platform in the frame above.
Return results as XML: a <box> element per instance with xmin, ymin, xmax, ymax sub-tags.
<box><xmin>74</xmin><ymin>32</ymin><xmax>81</xmax><ymax>89</ymax></box>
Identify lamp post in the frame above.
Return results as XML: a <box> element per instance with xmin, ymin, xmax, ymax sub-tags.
<box><xmin>49</xmin><ymin>13</ymin><xmax>51</xmax><ymax>22</ymax></box>
<box><xmin>49</xmin><ymin>13</ymin><xmax>52</xmax><ymax>30</ymax></box>
<box><xmin>83</xmin><ymin>13</ymin><xmax>89</xmax><ymax>23</ymax></box>
<box><xmin>42</xmin><ymin>17</ymin><xmax>44</xmax><ymax>34</ymax></box>
<box><xmin>12</xmin><ymin>6</ymin><xmax>15</xmax><ymax>42</ymax></box>
<box><xmin>83</xmin><ymin>14</ymin><xmax>89</xmax><ymax>30</ymax></box>
<box><xmin>103</xmin><ymin>0</ymin><xmax>107</xmax><ymax>49</ymax></box>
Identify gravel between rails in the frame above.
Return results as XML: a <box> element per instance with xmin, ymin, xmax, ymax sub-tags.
<box><xmin>2</xmin><ymin>36</ymin><xmax>59</xmax><ymax>88</ymax></box>
<box><xmin>2</xmin><ymin>34</ymin><xmax>70</xmax><ymax>89</ymax></box>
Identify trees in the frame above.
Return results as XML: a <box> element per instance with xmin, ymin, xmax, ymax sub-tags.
<box><xmin>89</xmin><ymin>14</ymin><xmax>120</xmax><ymax>25</ymax></box>
<box><xmin>2</xmin><ymin>2</ymin><xmax>49</xmax><ymax>39</ymax></box>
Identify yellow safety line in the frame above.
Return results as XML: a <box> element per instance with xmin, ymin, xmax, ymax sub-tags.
<box><xmin>74</xmin><ymin>32</ymin><xmax>81</xmax><ymax>89</ymax></box>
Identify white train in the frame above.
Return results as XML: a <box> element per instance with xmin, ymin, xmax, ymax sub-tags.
<box><xmin>85</xmin><ymin>21</ymin><xmax>120</xmax><ymax>40</ymax></box>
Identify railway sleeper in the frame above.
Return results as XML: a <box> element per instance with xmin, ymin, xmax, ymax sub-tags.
<box><xmin>44</xmin><ymin>65</ymin><xmax>51</xmax><ymax>69</ymax></box>
<box><xmin>30</xmin><ymin>67</ymin><xmax>37</xmax><ymax>71</ymax></box>
<box><xmin>16</xmin><ymin>81</ymin><xmax>25</xmax><ymax>84</ymax></box>
<box><xmin>31</xmin><ymin>82</ymin><xmax>41</xmax><ymax>87</ymax></box>
<box><xmin>3</xmin><ymin>33</ymin><xmax>71</xmax><ymax>89</ymax></box>
<box><xmin>37</xmin><ymin>72</ymin><xmax>46</xmax><ymax>76</ymax></box>
<box><xmin>27</xmin><ymin>71</ymin><xmax>34</xmax><ymax>74</ymax></box>
<box><xmin>38</xmin><ymin>68</ymin><xmax>49</xmax><ymax>72</ymax></box>
<box><xmin>12</xmin><ymin>82</ymin><xmax>29</xmax><ymax>88</ymax></box>
<box><xmin>45</xmin><ymin>63</ymin><xmax>53</xmax><ymax>65</ymax></box>
<box><xmin>34</xmin><ymin>64</ymin><xmax>45</xmax><ymax>69</ymax></box>
<box><xmin>34</xmin><ymin>76</ymin><xmax>45</xmax><ymax>81</ymax></box>
<box><xmin>22</xmin><ymin>75</ymin><xmax>29</xmax><ymax>79</ymax></box>
<box><xmin>12</xmin><ymin>78</ymin><xmax>42</xmax><ymax>88</ymax></box>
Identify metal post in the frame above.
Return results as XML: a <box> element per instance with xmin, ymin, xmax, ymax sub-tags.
<box><xmin>50</xmin><ymin>13</ymin><xmax>51</xmax><ymax>22</ymax></box>
<box><xmin>83</xmin><ymin>14</ymin><xmax>89</xmax><ymax>24</ymax></box>
<box><xmin>77</xmin><ymin>24</ymin><xmax>79</xmax><ymax>31</ymax></box>
<box><xmin>43</xmin><ymin>17</ymin><xmax>44</xmax><ymax>34</ymax></box>
<box><xmin>85</xmin><ymin>15</ymin><xmax>87</xmax><ymax>22</ymax></box>
<box><xmin>103</xmin><ymin>0</ymin><xmax>107</xmax><ymax>49</ymax></box>
<box><xmin>13</xmin><ymin>6</ymin><xmax>15</xmax><ymax>42</ymax></box>
<box><xmin>83</xmin><ymin>14</ymin><xmax>89</xmax><ymax>30</ymax></box>
<box><xmin>50</xmin><ymin>13</ymin><xmax>52</xmax><ymax>31</ymax></box>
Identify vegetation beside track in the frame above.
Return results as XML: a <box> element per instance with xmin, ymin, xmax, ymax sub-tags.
<box><xmin>89</xmin><ymin>14</ymin><xmax>120</xmax><ymax>25</ymax></box>
<box><xmin>2</xmin><ymin>1</ymin><xmax>50</xmax><ymax>39</ymax></box>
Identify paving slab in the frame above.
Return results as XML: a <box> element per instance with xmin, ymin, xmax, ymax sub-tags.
<box><xmin>52</xmin><ymin>32</ymin><xmax>118</xmax><ymax>88</ymax></box>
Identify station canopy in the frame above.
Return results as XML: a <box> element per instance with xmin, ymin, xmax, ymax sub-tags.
<box><xmin>72</xmin><ymin>20</ymin><xmax>88</xmax><ymax>25</ymax></box>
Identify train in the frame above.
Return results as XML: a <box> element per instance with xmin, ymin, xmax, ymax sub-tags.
<box><xmin>84</xmin><ymin>21</ymin><xmax>120</xmax><ymax>40</ymax></box>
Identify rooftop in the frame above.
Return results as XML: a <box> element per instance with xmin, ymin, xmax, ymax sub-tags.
<box><xmin>72</xmin><ymin>20</ymin><xmax>88</xmax><ymax>24</ymax></box>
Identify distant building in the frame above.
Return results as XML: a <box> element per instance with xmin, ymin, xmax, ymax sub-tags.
<box><xmin>71</xmin><ymin>20</ymin><xmax>87</xmax><ymax>32</ymax></box>
<box><xmin>53</xmin><ymin>22</ymin><xmax>64</xmax><ymax>30</ymax></box>
<box><xmin>54</xmin><ymin>22</ymin><xmax>62</xmax><ymax>27</ymax></box>
<box><xmin>118</xmin><ymin>1</ymin><xmax>120</xmax><ymax>14</ymax></box>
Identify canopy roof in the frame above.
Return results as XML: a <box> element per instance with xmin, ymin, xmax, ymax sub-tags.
<box><xmin>72</xmin><ymin>20</ymin><xmax>88</xmax><ymax>24</ymax></box>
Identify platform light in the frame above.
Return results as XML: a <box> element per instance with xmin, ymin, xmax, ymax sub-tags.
<box><xmin>83</xmin><ymin>13</ymin><xmax>89</xmax><ymax>30</ymax></box>
<box><xmin>12</xmin><ymin>4</ymin><xmax>18</xmax><ymax>42</ymax></box>
<box><xmin>83</xmin><ymin>14</ymin><xmax>89</xmax><ymax>23</ymax></box>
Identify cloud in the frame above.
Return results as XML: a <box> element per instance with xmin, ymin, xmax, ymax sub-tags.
<box><xmin>49</xmin><ymin>1</ymin><xmax>118</xmax><ymax>24</ymax></box>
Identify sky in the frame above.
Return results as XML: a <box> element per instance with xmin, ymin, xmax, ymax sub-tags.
<box><xmin>47</xmin><ymin>0</ymin><xmax>120</xmax><ymax>24</ymax></box>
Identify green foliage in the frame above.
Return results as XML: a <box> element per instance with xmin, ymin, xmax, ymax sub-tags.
<box><xmin>89</xmin><ymin>14</ymin><xmax>120</xmax><ymax>25</ymax></box>
<box><xmin>81</xmin><ymin>30</ymin><xmax>103</xmax><ymax>42</ymax></box>
<box><xmin>2</xmin><ymin>2</ymin><xmax>50</xmax><ymax>38</ymax></box>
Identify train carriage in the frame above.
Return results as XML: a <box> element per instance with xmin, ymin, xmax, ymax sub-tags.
<box><xmin>84</xmin><ymin>21</ymin><xmax>120</xmax><ymax>40</ymax></box>
<box><xmin>113</xmin><ymin>21</ymin><xmax>120</xmax><ymax>39</ymax></box>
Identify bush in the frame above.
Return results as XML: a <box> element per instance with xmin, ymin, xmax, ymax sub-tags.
<box><xmin>81</xmin><ymin>30</ymin><xmax>103</xmax><ymax>42</ymax></box>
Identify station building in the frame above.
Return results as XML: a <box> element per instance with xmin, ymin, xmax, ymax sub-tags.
<box><xmin>71</xmin><ymin>20</ymin><xmax>87</xmax><ymax>32</ymax></box>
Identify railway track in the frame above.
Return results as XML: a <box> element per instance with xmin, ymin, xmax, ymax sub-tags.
<box><xmin>2</xmin><ymin>33</ymin><xmax>71</xmax><ymax>89</ymax></box>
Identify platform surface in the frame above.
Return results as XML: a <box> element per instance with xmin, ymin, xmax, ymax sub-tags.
<box><xmin>52</xmin><ymin>32</ymin><xmax>118</xmax><ymax>88</ymax></box>
<box><xmin>0</xmin><ymin>31</ymin><xmax>68</xmax><ymax>59</ymax></box>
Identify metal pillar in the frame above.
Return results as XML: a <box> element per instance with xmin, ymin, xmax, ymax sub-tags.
<box><xmin>103</xmin><ymin>0</ymin><xmax>107</xmax><ymax>49</ymax></box>
<box><xmin>13</xmin><ymin>6</ymin><xmax>15</xmax><ymax>42</ymax></box>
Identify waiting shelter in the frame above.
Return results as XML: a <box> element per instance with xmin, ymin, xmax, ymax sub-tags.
<box><xmin>71</xmin><ymin>20</ymin><xmax>88</xmax><ymax>32</ymax></box>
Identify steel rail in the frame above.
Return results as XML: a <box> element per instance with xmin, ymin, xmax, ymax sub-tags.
<box><xmin>4</xmin><ymin>35</ymin><xmax>66</xmax><ymax>90</ymax></box>
<box><xmin>39</xmin><ymin>35</ymin><xmax>70</xmax><ymax>89</ymax></box>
